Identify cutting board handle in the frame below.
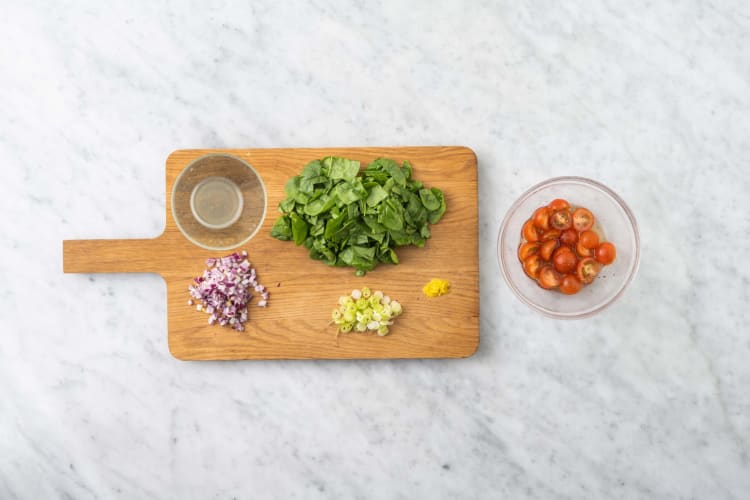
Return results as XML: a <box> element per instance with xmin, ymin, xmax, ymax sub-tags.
<box><xmin>63</xmin><ymin>238</ymin><xmax>168</xmax><ymax>274</ymax></box>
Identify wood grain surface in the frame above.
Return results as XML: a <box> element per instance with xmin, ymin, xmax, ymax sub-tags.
<box><xmin>63</xmin><ymin>147</ymin><xmax>479</xmax><ymax>360</ymax></box>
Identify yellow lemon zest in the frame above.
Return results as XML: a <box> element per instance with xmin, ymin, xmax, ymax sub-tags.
<box><xmin>422</xmin><ymin>278</ymin><xmax>450</xmax><ymax>298</ymax></box>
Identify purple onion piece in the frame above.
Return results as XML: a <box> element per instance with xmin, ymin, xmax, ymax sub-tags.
<box><xmin>188</xmin><ymin>251</ymin><xmax>268</xmax><ymax>332</ymax></box>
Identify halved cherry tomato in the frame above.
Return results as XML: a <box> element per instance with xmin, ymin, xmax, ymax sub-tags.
<box><xmin>552</xmin><ymin>246</ymin><xmax>578</xmax><ymax>274</ymax></box>
<box><xmin>522</xmin><ymin>219</ymin><xmax>540</xmax><ymax>242</ymax></box>
<box><xmin>540</xmin><ymin>239</ymin><xmax>559</xmax><ymax>261</ymax></box>
<box><xmin>549</xmin><ymin>210</ymin><xmax>572</xmax><ymax>230</ymax></box>
<box><xmin>541</xmin><ymin>229</ymin><xmax>562</xmax><ymax>241</ymax></box>
<box><xmin>548</xmin><ymin>199</ymin><xmax>570</xmax><ymax>211</ymax></box>
<box><xmin>577</xmin><ymin>257</ymin><xmax>601</xmax><ymax>284</ymax></box>
<box><xmin>559</xmin><ymin>274</ymin><xmax>582</xmax><ymax>295</ymax></box>
<box><xmin>532</xmin><ymin>207</ymin><xmax>551</xmax><ymax>231</ymax></box>
<box><xmin>523</xmin><ymin>254</ymin><xmax>543</xmax><ymax>279</ymax></box>
<box><xmin>572</xmin><ymin>208</ymin><xmax>594</xmax><ymax>231</ymax></box>
<box><xmin>537</xmin><ymin>265</ymin><xmax>562</xmax><ymax>289</ymax></box>
<box><xmin>559</xmin><ymin>228</ymin><xmax>578</xmax><ymax>246</ymax></box>
<box><xmin>518</xmin><ymin>242</ymin><xmax>540</xmax><ymax>261</ymax></box>
<box><xmin>579</xmin><ymin>230</ymin><xmax>600</xmax><ymax>249</ymax></box>
<box><xmin>595</xmin><ymin>242</ymin><xmax>617</xmax><ymax>265</ymax></box>
<box><xmin>576</xmin><ymin>240</ymin><xmax>593</xmax><ymax>258</ymax></box>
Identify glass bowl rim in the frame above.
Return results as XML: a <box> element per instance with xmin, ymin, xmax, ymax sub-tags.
<box><xmin>171</xmin><ymin>153</ymin><xmax>268</xmax><ymax>251</ymax></box>
<box><xmin>496</xmin><ymin>175</ymin><xmax>640</xmax><ymax>319</ymax></box>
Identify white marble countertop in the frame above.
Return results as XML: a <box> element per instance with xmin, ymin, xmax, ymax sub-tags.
<box><xmin>2</xmin><ymin>1</ymin><xmax>749</xmax><ymax>498</ymax></box>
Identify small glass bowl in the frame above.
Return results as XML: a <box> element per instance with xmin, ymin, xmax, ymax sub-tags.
<box><xmin>171</xmin><ymin>154</ymin><xmax>267</xmax><ymax>251</ymax></box>
<box><xmin>497</xmin><ymin>176</ymin><xmax>640</xmax><ymax>319</ymax></box>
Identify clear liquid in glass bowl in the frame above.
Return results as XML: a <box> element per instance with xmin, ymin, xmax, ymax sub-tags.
<box><xmin>190</xmin><ymin>176</ymin><xmax>244</xmax><ymax>229</ymax></box>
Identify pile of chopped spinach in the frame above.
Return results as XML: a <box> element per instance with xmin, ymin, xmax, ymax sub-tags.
<box><xmin>270</xmin><ymin>156</ymin><xmax>446</xmax><ymax>275</ymax></box>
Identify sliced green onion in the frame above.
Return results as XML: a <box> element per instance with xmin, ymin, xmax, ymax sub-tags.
<box><xmin>331</xmin><ymin>287</ymin><xmax>403</xmax><ymax>336</ymax></box>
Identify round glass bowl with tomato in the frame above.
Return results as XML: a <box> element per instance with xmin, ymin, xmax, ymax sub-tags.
<box><xmin>497</xmin><ymin>177</ymin><xmax>640</xmax><ymax>319</ymax></box>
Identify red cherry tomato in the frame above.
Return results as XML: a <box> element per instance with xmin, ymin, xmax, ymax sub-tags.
<box><xmin>595</xmin><ymin>242</ymin><xmax>617</xmax><ymax>264</ymax></box>
<box><xmin>548</xmin><ymin>199</ymin><xmax>570</xmax><ymax>211</ymax></box>
<box><xmin>541</xmin><ymin>229</ymin><xmax>562</xmax><ymax>241</ymax></box>
<box><xmin>579</xmin><ymin>230</ymin><xmax>600</xmax><ymax>249</ymax></box>
<box><xmin>540</xmin><ymin>239</ymin><xmax>559</xmax><ymax>261</ymax></box>
<box><xmin>549</xmin><ymin>210</ymin><xmax>572</xmax><ymax>230</ymax></box>
<box><xmin>552</xmin><ymin>246</ymin><xmax>578</xmax><ymax>274</ymax></box>
<box><xmin>559</xmin><ymin>274</ymin><xmax>582</xmax><ymax>295</ymax></box>
<box><xmin>518</xmin><ymin>242</ymin><xmax>540</xmax><ymax>261</ymax></box>
<box><xmin>577</xmin><ymin>257</ymin><xmax>601</xmax><ymax>284</ymax></box>
<box><xmin>559</xmin><ymin>228</ymin><xmax>578</xmax><ymax>246</ymax></box>
<box><xmin>537</xmin><ymin>265</ymin><xmax>562</xmax><ymax>289</ymax></box>
<box><xmin>532</xmin><ymin>207</ymin><xmax>551</xmax><ymax>231</ymax></box>
<box><xmin>523</xmin><ymin>255</ymin><xmax>543</xmax><ymax>279</ymax></box>
<box><xmin>576</xmin><ymin>241</ymin><xmax>593</xmax><ymax>258</ymax></box>
<box><xmin>572</xmin><ymin>208</ymin><xmax>594</xmax><ymax>231</ymax></box>
<box><xmin>522</xmin><ymin>219</ymin><xmax>540</xmax><ymax>242</ymax></box>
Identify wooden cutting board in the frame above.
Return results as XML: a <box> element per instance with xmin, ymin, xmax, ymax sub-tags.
<box><xmin>63</xmin><ymin>147</ymin><xmax>479</xmax><ymax>360</ymax></box>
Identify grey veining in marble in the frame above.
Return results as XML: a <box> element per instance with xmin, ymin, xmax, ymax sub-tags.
<box><xmin>1</xmin><ymin>1</ymin><xmax>749</xmax><ymax>498</ymax></box>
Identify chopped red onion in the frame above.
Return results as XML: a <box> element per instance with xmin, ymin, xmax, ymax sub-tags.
<box><xmin>188</xmin><ymin>251</ymin><xmax>268</xmax><ymax>332</ymax></box>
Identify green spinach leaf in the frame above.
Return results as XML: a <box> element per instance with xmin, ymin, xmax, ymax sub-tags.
<box><xmin>271</xmin><ymin>156</ymin><xmax>447</xmax><ymax>275</ymax></box>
